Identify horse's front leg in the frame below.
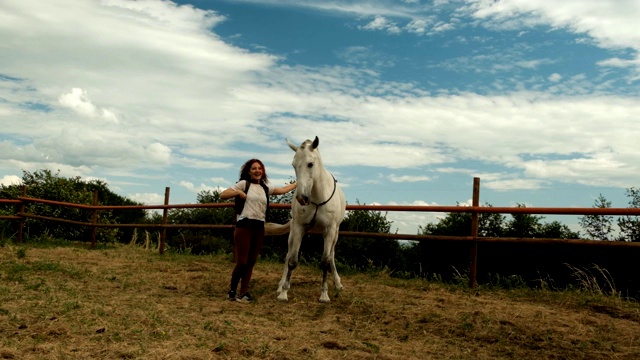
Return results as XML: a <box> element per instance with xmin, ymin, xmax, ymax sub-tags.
<box><xmin>319</xmin><ymin>266</ymin><xmax>330</xmax><ymax>303</ymax></box>
<box><xmin>319</xmin><ymin>225</ymin><xmax>340</xmax><ymax>303</ymax></box>
<box><xmin>277</xmin><ymin>225</ymin><xmax>303</xmax><ymax>302</ymax></box>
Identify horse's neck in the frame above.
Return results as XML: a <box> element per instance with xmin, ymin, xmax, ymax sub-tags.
<box><xmin>311</xmin><ymin>169</ymin><xmax>333</xmax><ymax>202</ymax></box>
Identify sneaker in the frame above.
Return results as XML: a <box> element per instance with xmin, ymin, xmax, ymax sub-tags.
<box><xmin>237</xmin><ymin>293</ymin><xmax>253</xmax><ymax>303</ymax></box>
<box><xmin>227</xmin><ymin>290</ymin><xmax>237</xmax><ymax>301</ymax></box>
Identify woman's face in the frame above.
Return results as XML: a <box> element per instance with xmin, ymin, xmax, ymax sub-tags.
<box><xmin>249</xmin><ymin>162</ymin><xmax>263</xmax><ymax>181</ymax></box>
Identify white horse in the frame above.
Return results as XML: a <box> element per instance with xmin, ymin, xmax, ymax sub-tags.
<box><xmin>265</xmin><ymin>136</ymin><xmax>346</xmax><ymax>302</ymax></box>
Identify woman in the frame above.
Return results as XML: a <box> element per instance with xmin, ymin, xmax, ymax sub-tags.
<box><xmin>220</xmin><ymin>159</ymin><xmax>296</xmax><ymax>302</ymax></box>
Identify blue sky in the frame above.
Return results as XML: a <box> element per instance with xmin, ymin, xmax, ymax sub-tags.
<box><xmin>1</xmin><ymin>0</ymin><xmax>640</xmax><ymax>234</ymax></box>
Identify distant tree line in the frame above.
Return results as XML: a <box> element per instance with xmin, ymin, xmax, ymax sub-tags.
<box><xmin>1</xmin><ymin>170</ymin><xmax>639</xmax><ymax>279</ymax></box>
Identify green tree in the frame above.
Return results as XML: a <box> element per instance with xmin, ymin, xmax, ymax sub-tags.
<box><xmin>418</xmin><ymin>203</ymin><xmax>506</xmax><ymax>237</ymax></box>
<box><xmin>419</xmin><ymin>210</ymin><xmax>470</xmax><ymax>236</ymax></box>
<box><xmin>418</xmin><ymin>203</ymin><xmax>577</xmax><ymax>240</ymax></box>
<box><xmin>480</xmin><ymin>205</ymin><xmax>507</xmax><ymax>237</ymax></box>
<box><xmin>618</xmin><ymin>187</ymin><xmax>640</xmax><ymax>242</ymax></box>
<box><xmin>538</xmin><ymin>221</ymin><xmax>580</xmax><ymax>239</ymax></box>
<box><xmin>0</xmin><ymin>169</ymin><xmax>145</xmax><ymax>243</ymax></box>
<box><xmin>337</xmin><ymin>200</ymin><xmax>400</xmax><ymax>271</ymax></box>
<box><xmin>579</xmin><ymin>194</ymin><xmax>614</xmax><ymax>241</ymax></box>
<box><xmin>505</xmin><ymin>204</ymin><xmax>543</xmax><ymax>238</ymax></box>
<box><xmin>165</xmin><ymin>189</ymin><xmax>235</xmax><ymax>253</ymax></box>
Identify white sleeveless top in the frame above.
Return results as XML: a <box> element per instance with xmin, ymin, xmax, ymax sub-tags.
<box><xmin>232</xmin><ymin>180</ymin><xmax>275</xmax><ymax>221</ymax></box>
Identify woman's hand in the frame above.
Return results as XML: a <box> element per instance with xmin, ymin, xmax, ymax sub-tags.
<box><xmin>271</xmin><ymin>182</ymin><xmax>297</xmax><ymax>196</ymax></box>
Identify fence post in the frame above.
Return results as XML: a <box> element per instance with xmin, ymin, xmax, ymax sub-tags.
<box><xmin>17</xmin><ymin>186</ymin><xmax>27</xmax><ymax>243</ymax></box>
<box><xmin>469</xmin><ymin>177</ymin><xmax>480</xmax><ymax>288</ymax></box>
<box><xmin>90</xmin><ymin>190</ymin><xmax>98</xmax><ymax>249</ymax></box>
<box><xmin>159</xmin><ymin>187</ymin><xmax>170</xmax><ymax>254</ymax></box>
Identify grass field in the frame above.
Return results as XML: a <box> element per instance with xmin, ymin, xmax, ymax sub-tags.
<box><xmin>1</xmin><ymin>242</ymin><xmax>639</xmax><ymax>359</ymax></box>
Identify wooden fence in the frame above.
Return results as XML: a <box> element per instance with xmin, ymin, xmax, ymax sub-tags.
<box><xmin>2</xmin><ymin>177</ymin><xmax>640</xmax><ymax>289</ymax></box>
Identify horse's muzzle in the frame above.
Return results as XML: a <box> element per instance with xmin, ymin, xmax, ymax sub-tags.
<box><xmin>296</xmin><ymin>195</ymin><xmax>310</xmax><ymax>206</ymax></box>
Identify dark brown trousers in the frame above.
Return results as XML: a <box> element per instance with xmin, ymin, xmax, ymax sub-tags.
<box><xmin>230</xmin><ymin>219</ymin><xmax>264</xmax><ymax>295</ymax></box>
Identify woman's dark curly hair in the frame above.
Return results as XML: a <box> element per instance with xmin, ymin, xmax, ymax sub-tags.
<box><xmin>239</xmin><ymin>159</ymin><xmax>268</xmax><ymax>183</ymax></box>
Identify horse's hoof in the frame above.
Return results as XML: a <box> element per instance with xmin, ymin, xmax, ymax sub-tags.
<box><xmin>277</xmin><ymin>292</ymin><xmax>288</xmax><ymax>302</ymax></box>
<box><xmin>319</xmin><ymin>293</ymin><xmax>330</xmax><ymax>303</ymax></box>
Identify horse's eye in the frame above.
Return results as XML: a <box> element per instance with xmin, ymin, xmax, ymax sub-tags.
<box><xmin>307</xmin><ymin>162</ymin><xmax>313</xmax><ymax>168</ymax></box>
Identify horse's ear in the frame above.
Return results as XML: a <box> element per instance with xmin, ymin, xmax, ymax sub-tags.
<box><xmin>311</xmin><ymin>136</ymin><xmax>319</xmax><ymax>150</ymax></box>
<box><xmin>286</xmin><ymin>138</ymin><xmax>298</xmax><ymax>152</ymax></box>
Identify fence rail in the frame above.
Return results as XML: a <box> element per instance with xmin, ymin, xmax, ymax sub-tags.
<box><xmin>0</xmin><ymin>199</ymin><xmax>22</xmax><ymax>220</ymax></box>
<box><xmin>2</xmin><ymin>178</ymin><xmax>640</xmax><ymax>288</ymax></box>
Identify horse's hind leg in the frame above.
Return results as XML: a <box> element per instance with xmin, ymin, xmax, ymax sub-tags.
<box><xmin>277</xmin><ymin>227</ymin><xmax>303</xmax><ymax>302</ymax></box>
<box><xmin>330</xmin><ymin>248</ymin><xmax>342</xmax><ymax>292</ymax></box>
<box><xmin>329</xmin><ymin>227</ymin><xmax>343</xmax><ymax>292</ymax></box>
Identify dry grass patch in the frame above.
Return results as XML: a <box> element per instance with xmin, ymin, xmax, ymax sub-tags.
<box><xmin>1</xmin><ymin>243</ymin><xmax>639</xmax><ymax>359</ymax></box>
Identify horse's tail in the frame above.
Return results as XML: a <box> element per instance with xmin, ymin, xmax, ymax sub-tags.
<box><xmin>265</xmin><ymin>220</ymin><xmax>291</xmax><ymax>236</ymax></box>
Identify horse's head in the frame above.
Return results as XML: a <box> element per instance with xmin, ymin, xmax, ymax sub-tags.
<box><xmin>288</xmin><ymin>136</ymin><xmax>322</xmax><ymax>206</ymax></box>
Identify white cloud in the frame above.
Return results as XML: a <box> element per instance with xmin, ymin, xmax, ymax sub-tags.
<box><xmin>405</xmin><ymin>19</ymin><xmax>429</xmax><ymax>35</ymax></box>
<box><xmin>483</xmin><ymin>179</ymin><xmax>547</xmax><ymax>191</ymax></box>
<box><xmin>361</xmin><ymin>16</ymin><xmax>402</xmax><ymax>34</ymax></box>
<box><xmin>209</xmin><ymin>177</ymin><xmax>226</xmax><ymax>184</ymax></box>
<box><xmin>59</xmin><ymin>88</ymin><xmax>118</xmax><ymax>123</ymax></box>
<box><xmin>128</xmin><ymin>192</ymin><xmax>165</xmax><ymax>205</ymax></box>
<box><xmin>59</xmin><ymin>88</ymin><xmax>97</xmax><ymax>116</ymax></box>
<box><xmin>0</xmin><ymin>175</ymin><xmax>21</xmax><ymax>186</ymax></box>
<box><xmin>1</xmin><ymin>0</ymin><xmax>640</xmax><ymax>208</ymax></box>
<box><xmin>145</xmin><ymin>143</ymin><xmax>172</xmax><ymax>166</ymax></box>
<box><xmin>515</xmin><ymin>59</ymin><xmax>554</xmax><ymax>69</ymax></box>
<box><xmin>388</xmin><ymin>174</ymin><xmax>431</xmax><ymax>183</ymax></box>
<box><xmin>520</xmin><ymin>155</ymin><xmax>636</xmax><ymax>187</ymax></box>
<box><xmin>467</xmin><ymin>0</ymin><xmax>640</xmax><ymax>75</ymax></box>
<box><xmin>598</xmin><ymin>57</ymin><xmax>640</xmax><ymax>81</ymax></box>
<box><xmin>179</xmin><ymin>181</ymin><xmax>221</xmax><ymax>194</ymax></box>
<box><xmin>431</xmin><ymin>22</ymin><xmax>455</xmax><ymax>33</ymax></box>
<box><xmin>384</xmin><ymin>200</ymin><xmax>448</xmax><ymax>234</ymax></box>
<box><xmin>548</xmin><ymin>73</ymin><xmax>562</xmax><ymax>82</ymax></box>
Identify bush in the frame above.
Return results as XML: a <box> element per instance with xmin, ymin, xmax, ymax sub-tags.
<box><xmin>0</xmin><ymin>169</ymin><xmax>146</xmax><ymax>244</ymax></box>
